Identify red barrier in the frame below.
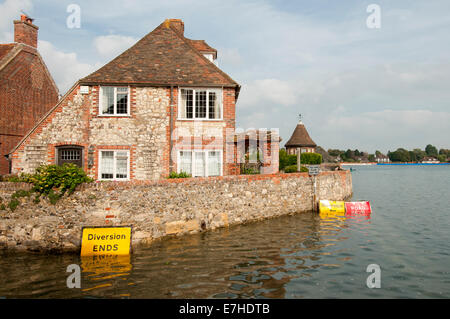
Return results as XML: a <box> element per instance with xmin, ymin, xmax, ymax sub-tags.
<box><xmin>345</xmin><ymin>201</ymin><xmax>372</xmax><ymax>215</ymax></box>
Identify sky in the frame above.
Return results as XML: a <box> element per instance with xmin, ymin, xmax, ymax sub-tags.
<box><xmin>1</xmin><ymin>0</ymin><xmax>449</xmax><ymax>154</ymax></box>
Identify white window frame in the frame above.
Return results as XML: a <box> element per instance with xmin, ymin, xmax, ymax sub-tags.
<box><xmin>98</xmin><ymin>149</ymin><xmax>130</xmax><ymax>181</ymax></box>
<box><xmin>177</xmin><ymin>150</ymin><xmax>223</xmax><ymax>177</ymax></box>
<box><xmin>99</xmin><ymin>86</ymin><xmax>131</xmax><ymax>116</ymax></box>
<box><xmin>178</xmin><ymin>88</ymin><xmax>223</xmax><ymax>120</ymax></box>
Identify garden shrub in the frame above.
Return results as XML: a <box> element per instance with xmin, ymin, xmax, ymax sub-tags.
<box><xmin>25</xmin><ymin>163</ymin><xmax>93</xmax><ymax>196</ymax></box>
<box><xmin>284</xmin><ymin>165</ymin><xmax>309</xmax><ymax>173</ymax></box>
<box><xmin>300</xmin><ymin>153</ymin><xmax>322</xmax><ymax>165</ymax></box>
<box><xmin>242</xmin><ymin>167</ymin><xmax>260</xmax><ymax>175</ymax></box>
<box><xmin>168</xmin><ymin>171</ymin><xmax>191</xmax><ymax>179</ymax></box>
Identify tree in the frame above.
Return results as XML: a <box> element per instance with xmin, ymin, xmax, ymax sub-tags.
<box><xmin>368</xmin><ymin>154</ymin><xmax>375</xmax><ymax>162</ymax></box>
<box><xmin>345</xmin><ymin>149</ymin><xmax>354</xmax><ymax>160</ymax></box>
<box><xmin>375</xmin><ymin>150</ymin><xmax>382</xmax><ymax>157</ymax></box>
<box><xmin>437</xmin><ymin>154</ymin><xmax>447</xmax><ymax>163</ymax></box>
<box><xmin>328</xmin><ymin>149</ymin><xmax>343</xmax><ymax>157</ymax></box>
<box><xmin>411</xmin><ymin>148</ymin><xmax>426</xmax><ymax>162</ymax></box>
<box><xmin>388</xmin><ymin>148</ymin><xmax>410</xmax><ymax>162</ymax></box>
<box><xmin>425</xmin><ymin>144</ymin><xmax>438</xmax><ymax>157</ymax></box>
<box><xmin>439</xmin><ymin>149</ymin><xmax>450</xmax><ymax>157</ymax></box>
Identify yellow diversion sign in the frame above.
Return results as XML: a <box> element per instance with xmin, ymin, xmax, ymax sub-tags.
<box><xmin>81</xmin><ymin>226</ymin><xmax>132</xmax><ymax>256</ymax></box>
<box><xmin>319</xmin><ymin>200</ymin><xmax>346</xmax><ymax>215</ymax></box>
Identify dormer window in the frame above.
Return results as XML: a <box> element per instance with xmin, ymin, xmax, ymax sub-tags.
<box><xmin>179</xmin><ymin>88</ymin><xmax>222</xmax><ymax>120</ymax></box>
<box><xmin>203</xmin><ymin>54</ymin><xmax>213</xmax><ymax>62</ymax></box>
<box><xmin>99</xmin><ymin>86</ymin><xmax>130</xmax><ymax>116</ymax></box>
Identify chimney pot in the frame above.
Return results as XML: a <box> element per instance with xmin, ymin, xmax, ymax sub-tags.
<box><xmin>14</xmin><ymin>15</ymin><xmax>38</xmax><ymax>48</ymax></box>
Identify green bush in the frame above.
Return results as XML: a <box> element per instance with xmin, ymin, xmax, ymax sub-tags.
<box><xmin>25</xmin><ymin>163</ymin><xmax>93</xmax><ymax>196</ymax></box>
<box><xmin>284</xmin><ymin>165</ymin><xmax>309</xmax><ymax>173</ymax></box>
<box><xmin>168</xmin><ymin>171</ymin><xmax>191</xmax><ymax>179</ymax></box>
<box><xmin>242</xmin><ymin>167</ymin><xmax>259</xmax><ymax>175</ymax></box>
<box><xmin>11</xmin><ymin>189</ymin><xmax>32</xmax><ymax>199</ymax></box>
<box><xmin>280</xmin><ymin>150</ymin><xmax>322</xmax><ymax>169</ymax></box>
<box><xmin>8</xmin><ymin>198</ymin><xmax>20</xmax><ymax>211</ymax></box>
<box><xmin>300</xmin><ymin>153</ymin><xmax>322</xmax><ymax>165</ymax></box>
<box><xmin>1</xmin><ymin>174</ymin><xmax>31</xmax><ymax>183</ymax></box>
<box><xmin>279</xmin><ymin>149</ymin><xmax>297</xmax><ymax>170</ymax></box>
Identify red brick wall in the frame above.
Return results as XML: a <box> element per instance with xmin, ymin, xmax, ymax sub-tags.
<box><xmin>0</xmin><ymin>47</ymin><xmax>59</xmax><ymax>174</ymax></box>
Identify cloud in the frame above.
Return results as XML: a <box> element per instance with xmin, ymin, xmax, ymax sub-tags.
<box><xmin>2</xmin><ymin>0</ymin><xmax>449</xmax><ymax>152</ymax></box>
<box><xmin>0</xmin><ymin>0</ymin><xmax>32</xmax><ymax>42</ymax></box>
<box><xmin>38</xmin><ymin>40</ymin><xmax>99</xmax><ymax>94</ymax></box>
<box><xmin>93</xmin><ymin>34</ymin><xmax>138</xmax><ymax>60</ymax></box>
<box><xmin>218</xmin><ymin>48</ymin><xmax>242</xmax><ymax>67</ymax></box>
<box><xmin>239</xmin><ymin>78</ymin><xmax>298</xmax><ymax>108</ymax></box>
<box><xmin>320</xmin><ymin>110</ymin><xmax>450</xmax><ymax>152</ymax></box>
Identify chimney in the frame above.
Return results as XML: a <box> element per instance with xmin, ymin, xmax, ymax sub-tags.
<box><xmin>165</xmin><ymin>19</ymin><xmax>184</xmax><ymax>35</ymax></box>
<box><xmin>14</xmin><ymin>14</ymin><xmax>39</xmax><ymax>48</ymax></box>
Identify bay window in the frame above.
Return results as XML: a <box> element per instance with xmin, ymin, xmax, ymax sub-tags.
<box><xmin>100</xmin><ymin>86</ymin><xmax>130</xmax><ymax>116</ymax></box>
<box><xmin>99</xmin><ymin>150</ymin><xmax>130</xmax><ymax>180</ymax></box>
<box><xmin>177</xmin><ymin>150</ymin><xmax>222</xmax><ymax>177</ymax></box>
<box><xmin>179</xmin><ymin>88</ymin><xmax>222</xmax><ymax>120</ymax></box>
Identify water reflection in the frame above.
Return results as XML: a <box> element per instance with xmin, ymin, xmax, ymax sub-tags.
<box><xmin>0</xmin><ymin>212</ymin><xmax>372</xmax><ymax>298</ymax></box>
<box><xmin>80</xmin><ymin>255</ymin><xmax>132</xmax><ymax>294</ymax></box>
<box><xmin>127</xmin><ymin>212</ymin><xmax>365</xmax><ymax>298</ymax></box>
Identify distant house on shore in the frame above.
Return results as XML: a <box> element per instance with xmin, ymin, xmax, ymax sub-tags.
<box><xmin>285</xmin><ymin>119</ymin><xmax>316</xmax><ymax>155</ymax></box>
<box><xmin>421</xmin><ymin>156</ymin><xmax>439</xmax><ymax>164</ymax></box>
<box><xmin>375</xmin><ymin>153</ymin><xmax>390</xmax><ymax>163</ymax></box>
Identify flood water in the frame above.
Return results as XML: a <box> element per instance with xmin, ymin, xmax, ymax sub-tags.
<box><xmin>1</xmin><ymin>165</ymin><xmax>449</xmax><ymax>298</ymax></box>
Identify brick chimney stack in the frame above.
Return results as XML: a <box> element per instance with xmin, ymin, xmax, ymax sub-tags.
<box><xmin>14</xmin><ymin>14</ymin><xmax>39</xmax><ymax>48</ymax></box>
<box><xmin>166</xmin><ymin>19</ymin><xmax>184</xmax><ymax>35</ymax></box>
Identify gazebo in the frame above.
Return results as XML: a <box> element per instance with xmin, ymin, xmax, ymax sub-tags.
<box><xmin>285</xmin><ymin>120</ymin><xmax>316</xmax><ymax>155</ymax></box>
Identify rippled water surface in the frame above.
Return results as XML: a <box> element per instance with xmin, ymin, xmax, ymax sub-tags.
<box><xmin>1</xmin><ymin>165</ymin><xmax>449</xmax><ymax>298</ymax></box>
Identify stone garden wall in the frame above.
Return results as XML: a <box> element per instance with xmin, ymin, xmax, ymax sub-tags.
<box><xmin>0</xmin><ymin>171</ymin><xmax>352</xmax><ymax>253</ymax></box>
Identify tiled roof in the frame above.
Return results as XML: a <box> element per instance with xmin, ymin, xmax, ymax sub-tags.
<box><xmin>80</xmin><ymin>20</ymin><xmax>239</xmax><ymax>88</ymax></box>
<box><xmin>285</xmin><ymin>122</ymin><xmax>317</xmax><ymax>148</ymax></box>
<box><xmin>0</xmin><ymin>44</ymin><xmax>17</xmax><ymax>64</ymax></box>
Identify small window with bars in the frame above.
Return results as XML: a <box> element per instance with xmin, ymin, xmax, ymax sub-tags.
<box><xmin>61</xmin><ymin>149</ymin><xmax>80</xmax><ymax>161</ymax></box>
<box><xmin>100</xmin><ymin>87</ymin><xmax>130</xmax><ymax>116</ymax></box>
<box><xmin>57</xmin><ymin>147</ymin><xmax>83</xmax><ymax>167</ymax></box>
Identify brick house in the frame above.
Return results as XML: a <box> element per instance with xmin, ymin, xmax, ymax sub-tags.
<box><xmin>0</xmin><ymin>15</ymin><xmax>59</xmax><ymax>174</ymax></box>
<box><xmin>8</xmin><ymin>19</ymin><xmax>279</xmax><ymax>181</ymax></box>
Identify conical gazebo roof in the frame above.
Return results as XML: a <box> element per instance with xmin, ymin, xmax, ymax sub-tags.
<box><xmin>285</xmin><ymin>121</ymin><xmax>316</xmax><ymax>148</ymax></box>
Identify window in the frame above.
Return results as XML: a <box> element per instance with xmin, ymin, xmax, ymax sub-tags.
<box><xmin>99</xmin><ymin>150</ymin><xmax>130</xmax><ymax>180</ymax></box>
<box><xmin>177</xmin><ymin>150</ymin><xmax>222</xmax><ymax>177</ymax></box>
<box><xmin>57</xmin><ymin>146</ymin><xmax>83</xmax><ymax>167</ymax></box>
<box><xmin>179</xmin><ymin>151</ymin><xmax>192</xmax><ymax>175</ymax></box>
<box><xmin>179</xmin><ymin>88</ymin><xmax>222</xmax><ymax>120</ymax></box>
<box><xmin>100</xmin><ymin>86</ymin><xmax>130</xmax><ymax>116</ymax></box>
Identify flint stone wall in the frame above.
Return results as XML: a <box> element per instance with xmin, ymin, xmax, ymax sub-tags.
<box><xmin>0</xmin><ymin>171</ymin><xmax>352</xmax><ymax>253</ymax></box>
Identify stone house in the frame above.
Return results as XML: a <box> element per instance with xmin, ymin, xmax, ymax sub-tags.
<box><xmin>8</xmin><ymin>19</ymin><xmax>279</xmax><ymax>181</ymax></box>
<box><xmin>284</xmin><ymin>120</ymin><xmax>316</xmax><ymax>155</ymax></box>
<box><xmin>0</xmin><ymin>15</ymin><xmax>59</xmax><ymax>175</ymax></box>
